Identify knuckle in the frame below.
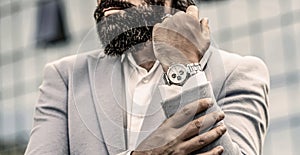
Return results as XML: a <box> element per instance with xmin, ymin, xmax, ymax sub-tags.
<box><xmin>213</xmin><ymin>111</ymin><xmax>224</xmax><ymax>122</ymax></box>
<box><xmin>215</xmin><ymin>125</ymin><xmax>226</xmax><ymax>136</ymax></box>
<box><xmin>198</xmin><ymin>136</ymin><xmax>207</xmax><ymax>146</ymax></box>
<box><xmin>215</xmin><ymin>128</ymin><xmax>223</xmax><ymax>136</ymax></box>
<box><xmin>212</xmin><ymin>112</ymin><xmax>220</xmax><ymax>121</ymax></box>
<box><xmin>186</xmin><ymin>122</ymin><xmax>194</xmax><ymax>132</ymax></box>
<box><xmin>187</xmin><ymin>5</ymin><xmax>197</xmax><ymax>10</ymax></box>
<box><xmin>187</xmin><ymin>121</ymin><xmax>195</xmax><ymax>129</ymax></box>
<box><xmin>199</xmin><ymin>98</ymin><xmax>212</xmax><ymax>108</ymax></box>
<box><xmin>173</xmin><ymin>146</ymin><xmax>186</xmax><ymax>155</ymax></box>
<box><xmin>175</xmin><ymin>11</ymin><xmax>185</xmax><ymax>16</ymax></box>
<box><xmin>181</xmin><ymin>107</ymin><xmax>192</xmax><ymax>116</ymax></box>
<box><xmin>193</xmin><ymin>119</ymin><xmax>203</xmax><ymax>129</ymax></box>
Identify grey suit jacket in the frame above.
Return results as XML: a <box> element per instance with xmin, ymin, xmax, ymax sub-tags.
<box><xmin>25</xmin><ymin>47</ymin><xmax>270</xmax><ymax>155</ymax></box>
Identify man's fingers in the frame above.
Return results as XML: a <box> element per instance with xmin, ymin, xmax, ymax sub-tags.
<box><xmin>200</xmin><ymin>18</ymin><xmax>210</xmax><ymax>37</ymax></box>
<box><xmin>186</xmin><ymin>5</ymin><xmax>199</xmax><ymax>20</ymax></box>
<box><xmin>167</xmin><ymin>98</ymin><xmax>213</xmax><ymax>128</ymax></box>
<box><xmin>179</xmin><ymin>125</ymin><xmax>227</xmax><ymax>154</ymax></box>
<box><xmin>196</xmin><ymin>146</ymin><xmax>224</xmax><ymax>155</ymax></box>
<box><xmin>164</xmin><ymin>0</ymin><xmax>173</xmax><ymax>14</ymax></box>
<box><xmin>178</xmin><ymin>111</ymin><xmax>225</xmax><ymax>140</ymax></box>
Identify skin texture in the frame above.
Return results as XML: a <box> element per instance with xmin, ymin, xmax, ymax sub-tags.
<box><xmin>133</xmin><ymin>98</ymin><xmax>226</xmax><ymax>155</ymax></box>
<box><xmin>94</xmin><ymin>0</ymin><xmax>195</xmax><ymax>56</ymax></box>
<box><xmin>153</xmin><ymin>6</ymin><xmax>210</xmax><ymax>72</ymax></box>
<box><xmin>95</xmin><ymin>0</ymin><xmax>226</xmax><ymax>154</ymax></box>
<box><xmin>131</xmin><ymin>6</ymin><xmax>225</xmax><ymax>154</ymax></box>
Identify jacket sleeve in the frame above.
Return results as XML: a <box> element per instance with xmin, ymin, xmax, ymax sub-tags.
<box><xmin>218</xmin><ymin>56</ymin><xmax>270</xmax><ymax>155</ymax></box>
<box><xmin>161</xmin><ymin>56</ymin><xmax>269</xmax><ymax>155</ymax></box>
<box><xmin>25</xmin><ymin>63</ymin><xmax>69</xmax><ymax>155</ymax></box>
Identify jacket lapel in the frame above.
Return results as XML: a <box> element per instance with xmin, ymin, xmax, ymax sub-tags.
<box><xmin>203</xmin><ymin>47</ymin><xmax>226</xmax><ymax>100</ymax></box>
<box><xmin>87</xmin><ymin>53</ymin><xmax>127</xmax><ymax>154</ymax></box>
<box><xmin>71</xmin><ymin>52</ymin><xmax>105</xmax><ymax>148</ymax></box>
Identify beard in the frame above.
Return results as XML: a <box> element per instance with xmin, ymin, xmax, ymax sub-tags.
<box><xmin>96</xmin><ymin>5</ymin><xmax>165</xmax><ymax>56</ymax></box>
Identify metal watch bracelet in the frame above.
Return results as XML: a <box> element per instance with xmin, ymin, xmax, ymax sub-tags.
<box><xmin>186</xmin><ymin>62</ymin><xmax>203</xmax><ymax>75</ymax></box>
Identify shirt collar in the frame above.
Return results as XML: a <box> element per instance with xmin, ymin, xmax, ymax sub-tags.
<box><xmin>122</xmin><ymin>52</ymin><xmax>160</xmax><ymax>75</ymax></box>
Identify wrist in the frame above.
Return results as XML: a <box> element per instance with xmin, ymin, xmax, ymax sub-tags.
<box><xmin>163</xmin><ymin>62</ymin><xmax>202</xmax><ymax>86</ymax></box>
<box><xmin>161</xmin><ymin>54</ymin><xmax>201</xmax><ymax>73</ymax></box>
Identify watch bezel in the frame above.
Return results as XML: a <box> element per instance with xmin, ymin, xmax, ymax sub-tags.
<box><xmin>166</xmin><ymin>64</ymin><xmax>189</xmax><ymax>86</ymax></box>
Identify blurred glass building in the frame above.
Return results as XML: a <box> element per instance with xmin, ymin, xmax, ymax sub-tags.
<box><xmin>0</xmin><ymin>0</ymin><xmax>299</xmax><ymax>154</ymax></box>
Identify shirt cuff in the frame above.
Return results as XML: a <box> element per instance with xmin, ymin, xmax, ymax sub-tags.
<box><xmin>159</xmin><ymin>71</ymin><xmax>208</xmax><ymax>101</ymax></box>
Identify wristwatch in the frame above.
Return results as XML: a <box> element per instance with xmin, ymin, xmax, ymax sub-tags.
<box><xmin>163</xmin><ymin>62</ymin><xmax>202</xmax><ymax>86</ymax></box>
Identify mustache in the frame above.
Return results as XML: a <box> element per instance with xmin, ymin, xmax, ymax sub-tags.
<box><xmin>94</xmin><ymin>0</ymin><xmax>134</xmax><ymax>23</ymax></box>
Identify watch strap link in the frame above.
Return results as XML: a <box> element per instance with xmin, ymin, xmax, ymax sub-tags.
<box><xmin>186</xmin><ymin>62</ymin><xmax>202</xmax><ymax>76</ymax></box>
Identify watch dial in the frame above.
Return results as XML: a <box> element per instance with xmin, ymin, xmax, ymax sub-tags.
<box><xmin>167</xmin><ymin>64</ymin><xmax>187</xmax><ymax>84</ymax></box>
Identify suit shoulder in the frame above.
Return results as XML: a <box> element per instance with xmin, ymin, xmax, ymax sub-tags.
<box><xmin>218</xmin><ymin>50</ymin><xmax>268</xmax><ymax>75</ymax></box>
<box><xmin>48</xmin><ymin>50</ymin><xmax>103</xmax><ymax>67</ymax></box>
<box><xmin>218</xmin><ymin>50</ymin><xmax>269</xmax><ymax>85</ymax></box>
<box><xmin>43</xmin><ymin>50</ymin><xmax>106</xmax><ymax>83</ymax></box>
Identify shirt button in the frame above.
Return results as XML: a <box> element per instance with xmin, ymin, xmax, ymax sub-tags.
<box><xmin>142</xmin><ymin>78</ymin><xmax>149</xmax><ymax>83</ymax></box>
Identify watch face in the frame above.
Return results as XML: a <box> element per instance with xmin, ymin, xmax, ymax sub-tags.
<box><xmin>167</xmin><ymin>64</ymin><xmax>188</xmax><ymax>85</ymax></box>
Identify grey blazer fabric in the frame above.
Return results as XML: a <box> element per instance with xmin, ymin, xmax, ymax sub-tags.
<box><xmin>25</xmin><ymin>47</ymin><xmax>270</xmax><ymax>155</ymax></box>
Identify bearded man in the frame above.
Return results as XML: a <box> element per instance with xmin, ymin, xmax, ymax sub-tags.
<box><xmin>25</xmin><ymin>0</ymin><xmax>270</xmax><ymax>154</ymax></box>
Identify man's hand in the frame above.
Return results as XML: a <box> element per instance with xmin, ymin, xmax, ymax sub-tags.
<box><xmin>132</xmin><ymin>98</ymin><xmax>226</xmax><ymax>155</ymax></box>
<box><xmin>152</xmin><ymin>6</ymin><xmax>210</xmax><ymax>72</ymax></box>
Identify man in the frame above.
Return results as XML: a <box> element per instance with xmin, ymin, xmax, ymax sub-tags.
<box><xmin>25</xmin><ymin>0</ymin><xmax>270</xmax><ymax>154</ymax></box>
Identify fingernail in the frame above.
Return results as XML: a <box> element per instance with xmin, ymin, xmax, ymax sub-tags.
<box><xmin>218</xmin><ymin>111</ymin><xmax>225</xmax><ymax>120</ymax></box>
<box><xmin>220</xmin><ymin>125</ymin><xmax>227</xmax><ymax>133</ymax></box>
<box><xmin>206</xmin><ymin>98</ymin><xmax>213</xmax><ymax>107</ymax></box>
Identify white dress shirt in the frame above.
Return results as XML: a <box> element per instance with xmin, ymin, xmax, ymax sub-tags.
<box><xmin>119</xmin><ymin>52</ymin><xmax>208</xmax><ymax>154</ymax></box>
<box><xmin>122</xmin><ymin>52</ymin><xmax>163</xmax><ymax>149</ymax></box>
